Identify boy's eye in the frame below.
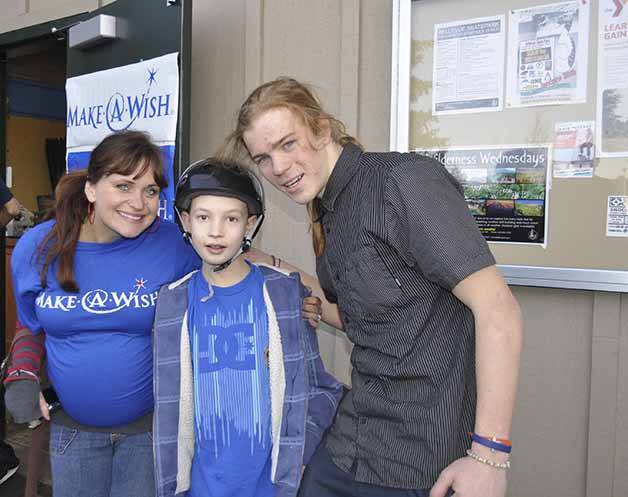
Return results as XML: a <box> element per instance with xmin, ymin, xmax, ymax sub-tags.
<box><xmin>227</xmin><ymin>216</ymin><xmax>240</xmax><ymax>223</ymax></box>
<box><xmin>197</xmin><ymin>214</ymin><xmax>209</xmax><ymax>221</ymax></box>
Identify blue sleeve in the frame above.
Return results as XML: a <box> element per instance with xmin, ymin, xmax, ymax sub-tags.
<box><xmin>298</xmin><ymin>281</ymin><xmax>344</xmax><ymax>464</ymax></box>
<box><xmin>0</xmin><ymin>178</ymin><xmax>13</xmax><ymax>206</ymax></box>
<box><xmin>11</xmin><ymin>227</ymin><xmax>47</xmax><ymax>335</ymax></box>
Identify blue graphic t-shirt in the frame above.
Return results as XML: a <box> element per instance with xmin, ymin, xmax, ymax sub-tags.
<box><xmin>188</xmin><ymin>265</ymin><xmax>275</xmax><ymax>497</ymax></box>
<box><xmin>11</xmin><ymin>219</ymin><xmax>200</xmax><ymax>426</ymax></box>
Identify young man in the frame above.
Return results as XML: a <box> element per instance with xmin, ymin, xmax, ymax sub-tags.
<box><xmin>152</xmin><ymin>158</ymin><xmax>342</xmax><ymax>497</ymax></box>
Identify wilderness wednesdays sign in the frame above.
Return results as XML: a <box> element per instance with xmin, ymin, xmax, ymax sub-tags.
<box><xmin>418</xmin><ymin>145</ymin><xmax>551</xmax><ymax>246</ymax></box>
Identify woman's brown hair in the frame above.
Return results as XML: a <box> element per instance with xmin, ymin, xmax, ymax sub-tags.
<box><xmin>37</xmin><ymin>130</ymin><xmax>167</xmax><ymax>292</ymax></box>
<box><xmin>218</xmin><ymin>77</ymin><xmax>362</xmax><ymax>257</ymax></box>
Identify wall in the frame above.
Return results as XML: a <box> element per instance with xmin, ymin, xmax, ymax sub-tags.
<box><xmin>6</xmin><ymin>115</ymin><xmax>64</xmax><ymax>211</ymax></box>
<box><xmin>2</xmin><ymin>1</ymin><xmax>628</xmax><ymax>496</ymax></box>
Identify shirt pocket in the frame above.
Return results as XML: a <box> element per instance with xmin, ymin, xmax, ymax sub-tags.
<box><xmin>344</xmin><ymin>244</ymin><xmax>407</xmax><ymax>317</ymax></box>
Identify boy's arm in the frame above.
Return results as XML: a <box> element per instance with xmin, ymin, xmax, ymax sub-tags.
<box><xmin>298</xmin><ymin>283</ymin><xmax>344</xmax><ymax>464</ymax></box>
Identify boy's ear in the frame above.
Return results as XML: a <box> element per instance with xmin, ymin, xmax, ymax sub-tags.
<box><xmin>246</xmin><ymin>215</ymin><xmax>257</xmax><ymax>232</ymax></box>
<box><xmin>180</xmin><ymin>211</ymin><xmax>192</xmax><ymax>233</ymax></box>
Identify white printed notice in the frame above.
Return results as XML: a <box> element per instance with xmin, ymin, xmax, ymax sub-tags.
<box><xmin>597</xmin><ymin>0</ymin><xmax>628</xmax><ymax>158</ymax></box>
<box><xmin>607</xmin><ymin>196</ymin><xmax>628</xmax><ymax>236</ymax></box>
<box><xmin>66</xmin><ymin>53</ymin><xmax>180</xmax><ymax>220</ymax></box>
<box><xmin>553</xmin><ymin>121</ymin><xmax>595</xmax><ymax>177</ymax></box>
<box><xmin>433</xmin><ymin>15</ymin><xmax>505</xmax><ymax>115</ymax></box>
<box><xmin>506</xmin><ymin>1</ymin><xmax>589</xmax><ymax>108</ymax></box>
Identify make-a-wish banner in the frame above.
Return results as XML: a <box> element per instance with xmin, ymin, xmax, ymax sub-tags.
<box><xmin>66</xmin><ymin>52</ymin><xmax>179</xmax><ymax>221</ymax></box>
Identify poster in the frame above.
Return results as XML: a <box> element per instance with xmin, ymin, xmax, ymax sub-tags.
<box><xmin>432</xmin><ymin>15</ymin><xmax>505</xmax><ymax>115</ymax></box>
<box><xmin>419</xmin><ymin>146</ymin><xmax>550</xmax><ymax>246</ymax></box>
<box><xmin>553</xmin><ymin>121</ymin><xmax>595</xmax><ymax>177</ymax></box>
<box><xmin>506</xmin><ymin>1</ymin><xmax>589</xmax><ymax>108</ymax></box>
<box><xmin>66</xmin><ymin>53</ymin><xmax>180</xmax><ymax>220</ymax></box>
<box><xmin>607</xmin><ymin>196</ymin><xmax>628</xmax><ymax>236</ymax></box>
<box><xmin>597</xmin><ymin>0</ymin><xmax>628</xmax><ymax>157</ymax></box>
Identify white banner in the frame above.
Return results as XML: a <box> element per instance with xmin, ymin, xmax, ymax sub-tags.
<box><xmin>65</xmin><ymin>52</ymin><xmax>180</xmax><ymax>220</ymax></box>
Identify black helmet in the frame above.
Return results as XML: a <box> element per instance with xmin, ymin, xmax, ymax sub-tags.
<box><xmin>175</xmin><ymin>158</ymin><xmax>264</xmax><ymax>216</ymax></box>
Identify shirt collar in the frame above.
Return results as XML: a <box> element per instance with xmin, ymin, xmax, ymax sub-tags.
<box><xmin>321</xmin><ymin>143</ymin><xmax>363</xmax><ymax>212</ymax></box>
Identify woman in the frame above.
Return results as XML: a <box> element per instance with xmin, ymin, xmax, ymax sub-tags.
<box><xmin>10</xmin><ymin>130</ymin><xmax>198</xmax><ymax>497</ymax></box>
<box><xmin>7</xmin><ymin>130</ymin><xmax>325</xmax><ymax>497</ymax></box>
<box><xmin>221</xmin><ymin>77</ymin><xmax>523</xmax><ymax>497</ymax></box>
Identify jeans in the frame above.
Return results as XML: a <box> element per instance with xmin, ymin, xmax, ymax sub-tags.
<box><xmin>49</xmin><ymin>423</ymin><xmax>154</xmax><ymax>497</ymax></box>
<box><xmin>298</xmin><ymin>442</ymin><xmax>429</xmax><ymax>497</ymax></box>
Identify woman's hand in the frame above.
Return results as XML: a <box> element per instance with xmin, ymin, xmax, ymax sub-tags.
<box><xmin>303</xmin><ymin>294</ymin><xmax>323</xmax><ymax>328</ymax></box>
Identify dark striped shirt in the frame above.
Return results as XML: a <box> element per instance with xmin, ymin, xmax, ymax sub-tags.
<box><xmin>318</xmin><ymin>143</ymin><xmax>495</xmax><ymax>489</ymax></box>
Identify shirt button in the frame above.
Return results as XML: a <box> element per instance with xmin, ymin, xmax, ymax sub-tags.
<box><xmin>325</xmin><ymin>226</ymin><xmax>330</xmax><ymax>234</ymax></box>
<box><xmin>359</xmin><ymin>418</ymin><xmax>367</xmax><ymax>425</ymax></box>
<box><xmin>334</xmin><ymin>273</ymin><xmax>340</xmax><ymax>281</ymax></box>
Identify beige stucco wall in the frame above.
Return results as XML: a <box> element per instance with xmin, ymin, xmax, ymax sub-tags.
<box><xmin>2</xmin><ymin>1</ymin><xmax>628</xmax><ymax>496</ymax></box>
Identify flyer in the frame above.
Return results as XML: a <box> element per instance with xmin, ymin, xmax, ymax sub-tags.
<box><xmin>419</xmin><ymin>146</ymin><xmax>551</xmax><ymax>246</ymax></box>
<box><xmin>553</xmin><ymin>121</ymin><xmax>595</xmax><ymax>177</ymax></box>
<box><xmin>432</xmin><ymin>15</ymin><xmax>505</xmax><ymax>115</ymax></box>
<box><xmin>506</xmin><ymin>1</ymin><xmax>589</xmax><ymax>108</ymax></box>
<box><xmin>597</xmin><ymin>0</ymin><xmax>628</xmax><ymax>157</ymax></box>
<box><xmin>607</xmin><ymin>196</ymin><xmax>628</xmax><ymax>237</ymax></box>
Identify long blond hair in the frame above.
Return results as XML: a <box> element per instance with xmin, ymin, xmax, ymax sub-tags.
<box><xmin>218</xmin><ymin>77</ymin><xmax>361</xmax><ymax>256</ymax></box>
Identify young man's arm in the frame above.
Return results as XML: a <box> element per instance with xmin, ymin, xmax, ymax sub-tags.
<box><xmin>246</xmin><ymin>248</ymin><xmax>344</xmax><ymax>329</ymax></box>
<box><xmin>430</xmin><ymin>265</ymin><xmax>523</xmax><ymax>497</ymax></box>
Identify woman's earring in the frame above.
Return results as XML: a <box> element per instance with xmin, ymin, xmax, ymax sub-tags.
<box><xmin>87</xmin><ymin>202</ymin><xmax>95</xmax><ymax>224</ymax></box>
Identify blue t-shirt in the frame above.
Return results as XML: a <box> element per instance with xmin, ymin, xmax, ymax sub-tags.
<box><xmin>188</xmin><ymin>265</ymin><xmax>275</xmax><ymax>497</ymax></box>
<box><xmin>11</xmin><ymin>219</ymin><xmax>200</xmax><ymax>426</ymax></box>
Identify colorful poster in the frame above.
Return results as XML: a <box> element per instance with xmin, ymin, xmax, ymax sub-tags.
<box><xmin>432</xmin><ymin>15</ymin><xmax>505</xmax><ymax>115</ymax></box>
<box><xmin>506</xmin><ymin>1</ymin><xmax>589</xmax><ymax>108</ymax></box>
<box><xmin>419</xmin><ymin>146</ymin><xmax>551</xmax><ymax>246</ymax></box>
<box><xmin>66</xmin><ymin>52</ymin><xmax>180</xmax><ymax>220</ymax></box>
<box><xmin>553</xmin><ymin>121</ymin><xmax>595</xmax><ymax>177</ymax></box>
<box><xmin>607</xmin><ymin>195</ymin><xmax>628</xmax><ymax>236</ymax></box>
<box><xmin>597</xmin><ymin>0</ymin><xmax>628</xmax><ymax>157</ymax></box>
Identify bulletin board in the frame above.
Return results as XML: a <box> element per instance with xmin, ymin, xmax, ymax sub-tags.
<box><xmin>391</xmin><ymin>0</ymin><xmax>628</xmax><ymax>291</ymax></box>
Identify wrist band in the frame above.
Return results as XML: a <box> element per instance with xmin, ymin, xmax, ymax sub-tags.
<box><xmin>469</xmin><ymin>432</ymin><xmax>512</xmax><ymax>454</ymax></box>
<box><xmin>466</xmin><ymin>449</ymin><xmax>510</xmax><ymax>470</ymax></box>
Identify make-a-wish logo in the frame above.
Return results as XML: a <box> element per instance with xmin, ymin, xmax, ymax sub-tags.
<box><xmin>67</xmin><ymin>67</ymin><xmax>174</xmax><ymax>132</ymax></box>
<box><xmin>36</xmin><ymin>278</ymin><xmax>159</xmax><ymax>314</ymax></box>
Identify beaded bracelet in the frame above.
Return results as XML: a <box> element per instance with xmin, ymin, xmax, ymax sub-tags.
<box><xmin>466</xmin><ymin>449</ymin><xmax>510</xmax><ymax>470</ymax></box>
<box><xmin>470</xmin><ymin>432</ymin><xmax>512</xmax><ymax>454</ymax></box>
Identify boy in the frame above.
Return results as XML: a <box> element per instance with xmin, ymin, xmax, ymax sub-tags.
<box><xmin>152</xmin><ymin>158</ymin><xmax>343</xmax><ymax>497</ymax></box>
